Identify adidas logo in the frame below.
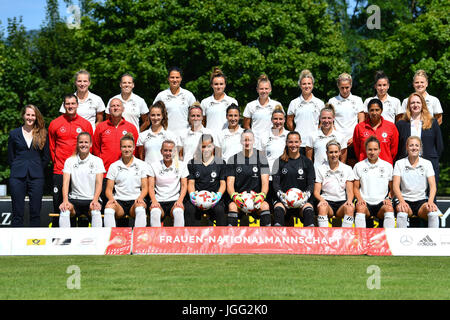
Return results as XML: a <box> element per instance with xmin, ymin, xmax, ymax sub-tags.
<box><xmin>418</xmin><ymin>235</ymin><xmax>437</xmax><ymax>247</ymax></box>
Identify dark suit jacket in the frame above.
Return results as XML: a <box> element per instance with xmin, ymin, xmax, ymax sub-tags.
<box><xmin>7</xmin><ymin>127</ymin><xmax>50</xmax><ymax>179</ymax></box>
<box><xmin>396</xmin><ymin>118</ymin><xmax>443</xmax><ymax>160</ymax></box>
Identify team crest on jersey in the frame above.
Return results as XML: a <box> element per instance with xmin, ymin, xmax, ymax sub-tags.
<box><xmin>73</xmin><ymin>163</ymin><xmax>79</xmax><ymax>169</ymax></box>
<box><xmin>282</xmin><ymin>168</ymin><xmax>288</xmax><ymax>175</ymax></box>
<box><xmin>298</xmin><ymin>169</ymin><xmax>303</xmax><ymax>175</ymax></box>
<box><xmin>211</xmin><ymin>171</ymin><xmax>217</xmax><ymax>178</ymax></box>
<box><xmin>363</xmin><ymin>168</ymin><xmax>369</xmax><ymax>173</ymax></box>
<box><xmin>76</xmin><ymin>127</ymin><xmax>82</xmax><ymax>133</ymax></box>
<box><xmin>122</xmin><ymin>130</ymin><xmax>128</xmax><ymax>135</ymax></box>
<box><xmin>236</xmin><ymin>167</ymin><xmax>242</xmax><ymax>173</ymax></box>
<box><xmin>252</xmin><ymin>166</ymin><xmax>258</xmax><ymax>173</ymax></box>
<box><xmin>363</xmin><ymin>131</ymin><xmax>370</xmax><ymax>137</ymax></box>
<box><xmin>105</xmin><ymin>129</ymin><xmax>111</xmax><ymax>135</ymax></box>
<box><xmin>382</xmin><ymin>132</ymin><xmax>388</xmax><ymax>138</ymax></box>
<box><xmin>60</xmin><ymin>127</ymin><xmax>66</xmax><ymax>133</ymax></box>
<box><xmin>195</xmin><ymin>171</ymin><xmax>200</xmax><ymax>178</ymax></box>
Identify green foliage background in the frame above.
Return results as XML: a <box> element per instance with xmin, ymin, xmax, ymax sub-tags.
<box><xmin>0</xmin><ymin>0</ymin><xmax>448</xmax><ymax>194</ymax></box>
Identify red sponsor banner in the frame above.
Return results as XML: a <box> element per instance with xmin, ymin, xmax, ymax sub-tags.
<box><xmin>365</xmin><ymin>229</ymin><xmax>392</xmax><ymax>256</ymax></box>
<box><xmin>132</xmin><ymin>227</ymin><xmax>369</xmax><ymax>255</ymax></box>
<box><xmin>105</xmin><ymin>228</ymin><xmax>133</xmax><ymax>255</ymax></box>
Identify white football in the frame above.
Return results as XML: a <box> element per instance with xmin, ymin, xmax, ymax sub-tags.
<box><xmin>195</xmin><ymin>190</ymin><xmax>214</xmax><ymax>211</ymax></box>
<box><xmin>240</xmin><ymin>191</ymin><xmax>256</xmax><ymax>213</ymax></box>
<box><xmin>285</xmin><ymin>188</ymin><xmax>306</xmax><ymax>208</ymax></box>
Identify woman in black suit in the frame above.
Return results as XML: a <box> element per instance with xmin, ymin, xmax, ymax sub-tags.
<box><xmin>7</xmin><ymin>105</ymin><xmax>49</xmax><ymax>227</ymax></box>
<box><xmin>396</xmin><ymin>92</ymin><xmax>443</xmax><ymax>186</ymax></box>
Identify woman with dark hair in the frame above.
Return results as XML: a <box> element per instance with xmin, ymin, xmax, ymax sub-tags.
<box><xmin>201</xmin><ymin>67</ymin><xmax>238</xmax><ymax>131</ymax></box>
<box><xmin>59</xmin><ymin>132</ymin><xmax>105</xmax><ymax>228</ymax></box>
<box><xmin>353</xmin><ymin>98</ymin><xmax>399</xmax><ymax>165</ymax></box>
<box><xmin>216</xmin><ymin>104</ymin><xmax>244</xmax><ymax>163</ymax></box>
<box><xmin>363</xmin><ymin>71</ymin><xmax>401</xmax><ymax>124</ymax></box>
<box><xmin>8</xmin><ymin>104</ymin><xmax>49</xmax><ymax>227</ymax></box>
<box><xmin>353</xmin><ymin>136</ymin><xmax>395</xmax><ymax>228</ymax></box>
<box><xmin>153</xmin><ymin>67</ymin><xmax>196</xmax><ymax>138</ymax></box>
<box><xmin>396</xmin><ymin>92</ymin><xmax>443</xmax><ymax>186</ymax></box>
<box><xmin>136</xmin><ymin>101</ymin><xmax>178</xmax><ymax>165</ymax></box>
<box><xmin>104</xmin><ymin>134</ymin><xmax>149</xmax><ymax>227</ymax></box>
<box><xmin>272</xmin><ymin>131</ymin><xmax>316</xmax><ymax>227</ymax></box>
<box><xmin>186</xmin><ymin>134</ymin><xmax>227</xmax><ymax>226</ymax></box>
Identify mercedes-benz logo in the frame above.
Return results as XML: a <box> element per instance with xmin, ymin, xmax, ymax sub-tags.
<box><xmin>400</xmin><ymin>235</ymin><xmax>413</xmax><ymax>246</ymax></box>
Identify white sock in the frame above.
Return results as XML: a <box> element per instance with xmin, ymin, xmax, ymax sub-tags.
<box><xmin>355</xmin><ymin>213</ymin><xmax>366</xmax><ymax>228</ymax></box>
<box><xmin>59</xmin><ymin>210</ymin><xmax>71</xmax><ymax>228</ymax></box>
<box><xmin>342</xmin><ymin>215</ymin><xmax>354</xmax><ymax>228</ymax></box>
<box><xmin>428</xmin><ymin>211</ymin><xmax>439</xmax><ymax>228</ymax></box>
<box><xmin>383</xmin><ymin>212</ymin><xmax>395</xmax><ymax>228</ymax></box>
<box><xmin>104</xmin><ymin>208</ymin><xmax>116</xmax><ymax>227</ymax></box>
<box><xmin>134</xmin><ymin>206</ymin><xmax>147</xmax><ymax>227</ymax></box>
<box><xmin>173</xmin><ymin>207</ymin><xmax>184</xmax><ymax>227</ymax></box>
<box><xmin>396</xmin><ymin>212</ymin><xmax>408</xmax><ymax>228</ymax></box>
<box><xmin>91</xmin><ymin>210</ymin><xmax>102</xmax><ymax>228</ymax></box>
<box><xmin>150</xmin><ymin>208</ymin><xmax>162</xmax><ymax>227</ymax></box>
<box><xmin>317</xmin><ymin>215</ymin><xmax>329</xmax><ymax>228</ymax></box>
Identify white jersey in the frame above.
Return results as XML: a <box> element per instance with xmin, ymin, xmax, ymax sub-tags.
<box><xmin>327</xmin><ymin>94</ymin><xmax>364</xmax><ymax>143</ymax></box>
<box><xmin>363</xmin><ymin>94</ymin><xmax>401</xmax><ymax>123</ymax></box>
<box><xmin>393</xmin><ymin>157</ymin><xmax>435</xmax><ymax>202</ymax></box>
<box><xmin>179</xmin><ymin>126</ymin><xmax>215</xmax><ymax>163</ymax></box>
<box><xmin>257</xmin><ymin>128</ymin><xmax>287</xmax><ymax>174</ymax></box>
<box><xmin>106</xmin><ymin>93</ymin><xmax>149</xmax><ymax>133</ymax></box>
<box><xmin>153</xmin><ymin>88</ymin><xmax>196</xmax><ymax>138</ymax></box>
<box><xmin>137</xmin><ymin>127</ymin><xmax>179</xmax><ymax>165</ymax></box>
<box><xmin>63</xmin><ymin>153</ymin><xmax>106</xmax><ymax>200</ymax></box>
<box><xmin>287</xmin><ymin>94</ymin><xmax>324</xmax><ymax>147</ymax></box>
<box><xmin>242</xmin><ymin>98</ymin><xmax>282</xmax><ymax>143</ymax></box>
<box><xmin>305</xmin><ymin>128</ymin><xmax>347</xmax><ymax>168</ymax></box>
<box><xmin>216</xmin><ymin>126</ymin><xmax>244</xmax><ymax>163</ymax></box>
<box><xmin>106</xmin><ymin>157</ymin><xmax>150</xmax><ymax>201</ymax></box>
<box><xmin>401</xmin><ymin>92</ymin><xmax>443</xmax><ymax>116</ymax></box>
<box><xmin>315</xmin><ymin>161</ymin><xmax>355</xmax><ymax>202</ymax></box>
<box><xmin>148</xmin><ymin>159</ymin><xmax>189</xmax><ymax>202</ymax></box>
<box><xmin>59</xmin><ymin>91</ymin><xmax>105</xmax><ymax>132</ymax></box>
<box><xmin>353</xmin><ymin>158</ymin><xmax>393</xmax><ymax>205</ymax></box>
<box><xmin>201</xmin><ymin>94</ymin><xmax>238</xmax><ymax>131</ymax></box>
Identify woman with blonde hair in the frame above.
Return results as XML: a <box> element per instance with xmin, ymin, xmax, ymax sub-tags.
<box><xmin>396</xmin><ymin>92</ymin><xmax>443</xmax><ymax>185</ymax></box>
<box><xmin>287</xmin><ymin>69</ymin><xmax>325</xmax><ymax>155</ymax></box>
<box><xmin>242</xmin><ymin>74</ymin><xmax>281</xmax><ymax>147</ymax></box>
<box><xmin>201</xmin><ymin>67</ymin><xmax>238</xmax><ymax>131</ymax></box>
<box><xmin>8</xmin><ymin>104</ymin><xmax>49</xmax><ymax>227</ymax></box>
<box><xmin>400</xmin><ymin>70</ymin><xmax>443</xmax><ymax>124</ymax></box>
<box><xmin>393</xmin><ymin>136</ymin><xmax>439</xmax><ymax>228</ymax></box>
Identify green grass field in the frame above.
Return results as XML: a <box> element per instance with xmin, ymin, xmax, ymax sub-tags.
<box><xmin>1</xmin><ymin>255</ymin><xmax>450</xmax><ymax>300</ymax></box>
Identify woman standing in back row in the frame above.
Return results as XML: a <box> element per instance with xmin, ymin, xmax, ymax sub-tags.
<box><xmin>153</xmin><ymin>67</ymin><xmax>196</xmax><ymax>138</ymax></box>
<box><xmin>201</xmin><ymin>67</ymin><xmax>238</xmax><ymax>131</ymax></box>
<box><xmin>287</xmin><ymin>69</ymin><xmax>325</xmax><ymax>155</ymax></box>
<box><xmin>242</xmin><ymin>74</ymin><xmax>281</xmax><ymax>149</ymax></box>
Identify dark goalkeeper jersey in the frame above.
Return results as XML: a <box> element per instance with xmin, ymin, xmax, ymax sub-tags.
<box><xmin>272</xmin><ymin>155</ymin><xmax>315</xmax><ymax>202</ymax></box>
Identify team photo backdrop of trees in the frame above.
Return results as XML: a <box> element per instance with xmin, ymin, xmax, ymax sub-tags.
<box><xmin>0</xmin><ymin>0</ymin><xmax>448</xmax><ymax>194</ymax></box>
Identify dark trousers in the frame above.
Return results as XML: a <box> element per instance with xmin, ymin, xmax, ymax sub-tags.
<box><xmin>9</xmin><ymin>175</ymin><xmax>45</xmax><ymax>227</ymax></box>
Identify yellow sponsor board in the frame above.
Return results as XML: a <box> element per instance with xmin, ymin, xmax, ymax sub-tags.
<box><xmin>26</xmin><ymin>239</ymin><xmax>46</xmax><ymax>246</ymax></box>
